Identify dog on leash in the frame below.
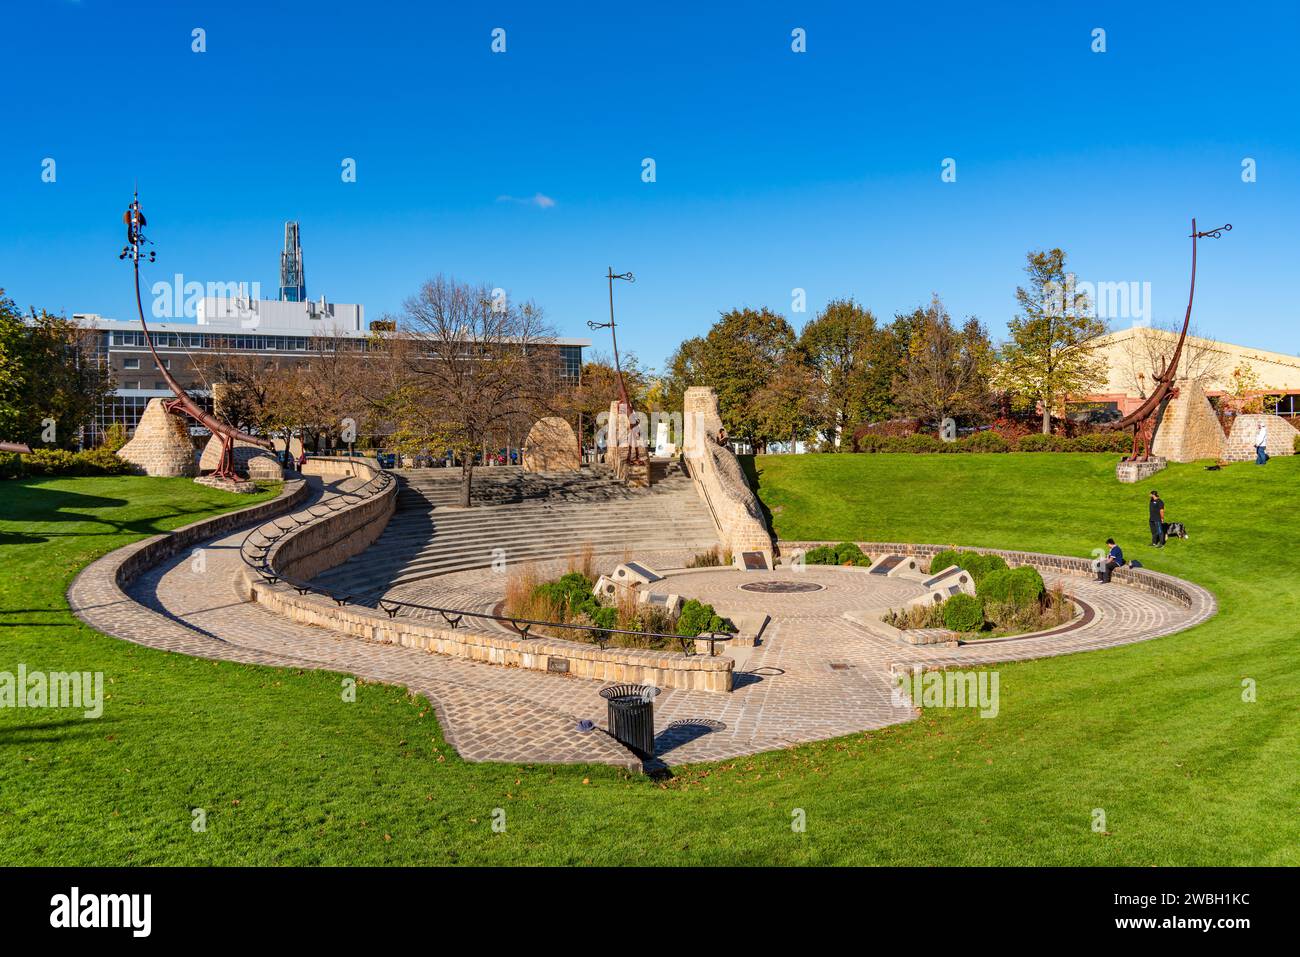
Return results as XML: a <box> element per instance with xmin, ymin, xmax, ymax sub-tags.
<box><xmin>1165</xmin><ymin>521</ymin><xmax>1188</xmax><ymax>540</ymax></box>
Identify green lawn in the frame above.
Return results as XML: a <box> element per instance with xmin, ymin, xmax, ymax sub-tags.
<box><xmin>1</xmin><ymin>458</ymin><xmax>1296</xmax><ymax>865</ymax></box>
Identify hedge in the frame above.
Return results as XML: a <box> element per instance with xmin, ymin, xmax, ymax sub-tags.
<box><xmin>7</xmin><ymin>447</ymin><xmax>133</xmax><ymax>477</ymax></box>
<box><xmin>849</xmin><ymin>431</ymin><xmax>1132</xmax><ymax>453</ymax></box>
<box><xmin>805</xmin><ymin>542</ymin><xmax>870</xmax><ymax>567</ymax></box>
<box><xmin>676</xmin><ymin>598</ymin><xmax>730</xmax><ymax>637</ymax></box>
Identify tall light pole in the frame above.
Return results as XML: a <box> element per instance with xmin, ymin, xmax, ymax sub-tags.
<box><xmin>588</xmin><ymin>268</ymin><xmax>636</xmax><ymax>463</ymax></box>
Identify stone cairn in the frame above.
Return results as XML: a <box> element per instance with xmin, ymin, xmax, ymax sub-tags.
<box><xmin>116</xmin><ymin>398</ymin><xmax>197</xmax><ymax>477</ymax></box>
<box><xmin>1150</xmin><ymin>379</ymin><xmax>1226</xmax><ymax>463</ymax></box>
<box><xmin>522</xmin><ymin>417</ymin><xmax>581</xmax><ymax>472</ymax></box>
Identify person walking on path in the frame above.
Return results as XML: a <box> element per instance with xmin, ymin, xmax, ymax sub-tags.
<box><xmin>1254</xmin><ymin>421</ymin><xmax>1269</xmax><ymax>465</ymax></box>
<box><xmin>1149</xmin><ymin>489</ymin><xmax>1166</xmax><ymax>548</ymax></box>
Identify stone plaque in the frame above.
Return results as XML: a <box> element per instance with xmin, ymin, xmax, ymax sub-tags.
<box><xmin>741</xmin><ymin>551</ymin><xmax>768</xmax><ymax>570</ymax></box>
<box><xmin>546</xmin><ymin>657</ymin><xmax>570</xmax><ymax>674</ymax></box>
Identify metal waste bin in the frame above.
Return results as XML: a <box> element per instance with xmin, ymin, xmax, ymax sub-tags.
<box><xmin>599</xmin><ymin>684</ymin><xmax>660</xmax><ymax>759</ymax></box>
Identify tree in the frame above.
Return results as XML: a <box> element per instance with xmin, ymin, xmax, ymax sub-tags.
<box><xmin>797</xmin><ymin>298</ymin><xmax>888</xmax><ymax>447</ymax></box>
<box><xmin>696</xmin><ymin>307</ymin><xmax>797</xmax><ymax>451</ymax></box>
<box><xmin>997</xmin><ymin>249</ymin><xmax>1109</xmax><ymax>433</ymax></box>
<box><xmin>661</xmin><ymin>336</ymin><xmax>706</xmax><ymax>415</ymax></box>
<box><xmin>891</xmin><ymin>296</ymin><xmax>994</xmax><ymax>430</ymax></box>
<box><xmin>751</xmin><ymin>348</ymin><xmax>823</xmax><ymax>450</ymax></box>
<box><xmin>383</xmin><ymin>276</ymin><xmax>559</xmax><ymax>507</ymax></box>
<box><xmin>0</xmin><ymin>291</ymin><xmax>114</xmax><ymax>449</ymax></box>
<box><xmin>1117</xmin><ymin>323</ymin><xmax>1227</xmax><ymax>400</ymax></box>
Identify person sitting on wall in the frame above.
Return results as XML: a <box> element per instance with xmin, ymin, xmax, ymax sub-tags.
<box><xmin>716</xmin><ymin>426</ymin><xmax>728</xmax><ymax>446</ymax></box>
<box><xmin>1097</xmin><ymin>537</ymin><xmax>1124</xmax><ymax>583</ymax></box>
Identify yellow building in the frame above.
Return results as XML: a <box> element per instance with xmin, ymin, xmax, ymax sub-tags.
<box><xmin>1073</xmin><ymin>327</ymin><xmax>1300</xmax><ymax>420</ymax></box>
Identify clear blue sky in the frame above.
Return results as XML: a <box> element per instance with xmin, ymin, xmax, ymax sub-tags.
<box><xmin>3</xmin><ymin>0</ymin><xmax>1298</xmax><ymax>372</ymax></box>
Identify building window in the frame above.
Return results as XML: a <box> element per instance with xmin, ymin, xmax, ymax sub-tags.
<box><xmin>123</xmin><ymin>358</ymin><xmax>140</xmax><ymax>370</ymax></box>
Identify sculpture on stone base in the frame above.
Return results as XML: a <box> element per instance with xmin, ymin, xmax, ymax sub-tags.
<box><xmin>120</xmin><ymin>191</ymin><xmax>274</xmax><ymax>482</ymax></box>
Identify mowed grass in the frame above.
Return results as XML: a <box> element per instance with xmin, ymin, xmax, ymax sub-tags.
<box><xmin>1</xmin><ymin>457</ymin><xmax>1297</xmax><ymax>866</ymax></box>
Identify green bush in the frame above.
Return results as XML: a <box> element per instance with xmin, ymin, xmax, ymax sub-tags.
<box><xmin>1016</xmin><ymin>433</ymin><xmax>1066</xmax><ymax>452</ymax></box>
<box><xmin>958</xmin><ymin>431</ymin><xmax>1011</xmax><ymax>453</ymax></box>
<box><xmin>1067</xmin><ymin>432</ymin><xmax>1132</xmax><ymax>453</ymax></box>
<box><xmin>100</xmin><ymin>422</ymin><xmax>129</xmax><ymax>453</ymax></box>
<box><xmin>853</xmin><ymin>434</ymin><xmax>891</xmax><ymax>453</ymax></box>
<box><xmin>942</xmin><ymin>593</ymin><xmax>985</xmax><ymax>632</ymax></box>
<box><xmin>534</xmin><ymin>572</ymin><xmax>594</xmax><ymax>615</ymax></box>
<box><xmin>676</xmin><ymin>598</ymin><xmax>729</xmax><ymax>637</ymax></box>
<box><xmin>889</xmin><ymin>434</ymin><xmax>943</xmax><ymax>453</ymax></box>
<box><xmin>956</xmin><ymin>551</ymin><xmax>1008</xmax><ymax>583</ymax></box>
<box><xmin>928</xmin><ymin>549</ymin><xmax>962</xmax><ymax>574</ymax></box>
<box><xmin>833</xmin><ymin>541</ymin><xmax>866</xmax><ymax>564</ymax></box>
<box><xmin>977</xmin><ymin>566</ymin><xmax>1045</xmax><ymax>607</ymax></box>
<box><xmin>803</xmin><ymin>545</ymin><xmax>839</xmax><ymax>565</ymax></box>
<box><xmin>0</xmin><ymin>452</ymin><xmax>21</xmax><ymax>480</ymax></box>
<box><xmin>16</xmin><ymin>447</ymin><xmax>131</xmax><ymax>477</ymax></box>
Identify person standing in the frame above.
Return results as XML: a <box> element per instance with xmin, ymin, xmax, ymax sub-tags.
<box><xmin>1149</xmin><ymin>489</ymin><xmax>1166</xmax><ymax>548</ymax></box>
<box><xmin>1254</xmin><ymin>421</ymin><xmax>1269</xmax><ymax>465</ymax></box>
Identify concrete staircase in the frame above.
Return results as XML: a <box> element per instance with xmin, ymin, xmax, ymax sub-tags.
<box><xmin>310</xmin><ymin>462</ymin><xmax>722</xmax><ymax>596</ymax></box>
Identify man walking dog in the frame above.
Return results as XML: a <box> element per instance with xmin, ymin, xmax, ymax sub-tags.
<box><xmin>1149</xmin><ymin>489</ymin><xmax>1166</xmax><ymax>548</ymax></box>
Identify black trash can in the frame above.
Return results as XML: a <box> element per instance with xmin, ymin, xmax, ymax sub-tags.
<box><xmin>599</xmin><ymin>684</ymin><xmax>660</xmax><ymax>759</ymax></box>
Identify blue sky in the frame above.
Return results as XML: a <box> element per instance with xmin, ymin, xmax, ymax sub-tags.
<box><xmin>2</xmin><ymin>0</ymin><xmax>1298</xmax><ymax>371</ymax></box>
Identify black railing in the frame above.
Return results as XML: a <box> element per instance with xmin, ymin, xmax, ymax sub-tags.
<box><xmin>238</xmin><ymin>469</ymin><xmax>727</xmax><ymax>656</ymax></box>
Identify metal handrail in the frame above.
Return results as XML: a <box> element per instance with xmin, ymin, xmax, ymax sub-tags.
<box><xmin>237</xmin><ymin>469</ymin><xmax>724</xmax><ymax>655</ymax></box>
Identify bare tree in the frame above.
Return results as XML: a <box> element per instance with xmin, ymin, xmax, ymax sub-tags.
<box><xmin>383</xmin><ymin>276</ymin><xmax>559</xmax><ymax>507</ymax></box>
<box><xmin>1117</xmin><ymin>323</ymin><xmax>1227</xmax><ymax>399</ymax></box>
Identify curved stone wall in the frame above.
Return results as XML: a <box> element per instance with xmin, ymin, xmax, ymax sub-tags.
<box><xmin>244</xmin><ymin>456</ymin><xmax>734</xmax><ymax>693</ymax></box>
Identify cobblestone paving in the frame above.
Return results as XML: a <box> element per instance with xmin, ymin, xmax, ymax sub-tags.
<box><xmin>70</xmin><ymin>485</ymin><xmax>1215</xmax><ymax>769</ymax></box>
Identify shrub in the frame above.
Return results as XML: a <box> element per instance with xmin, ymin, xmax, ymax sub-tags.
<box><xmin>890</xmin><ymin>434</ymin><xmax>944</xmax><ymax>453</ymax></box>
<box><xmin>956</xmin><ymin>551</ymin><xmax>1008</xmax><ymax>584</ymax></box>
<box><xmin>833</xmin><ymin>541</ymin><xmax>866</xmax><ymax>565</ymax></box>
<box><xmin>977</xmin><ymin>566</ymin><xmax>1045</xmax><ymax>607</ymax></box>
<box><xmin>100</xmin><ymin>422</ymin><xmax>129</xmax><ymax>453</ymax></box>
<box><xmin>16</xmin><ymin>447</ymin><xmax>131</xmax><ymax>476</ymax></box>
<box><xmin>19</xmin><ymin>449</ymin><xmax>77</xmax><ymax>475</ymax></box>
<box><xmin>687</xmin><ymin>547</ymin><xmax>724</xmax><ymax>568</ymax></box>
<box><xmin>676</xmin><ymin>599</ymin><xmax>729</xmax><ymax>637</ymax></box>
<box><xmin>852</xmin><ymin>433</ymin><xmax>892</xmax><ymax>453</ymax></box>
<box><xmin>804</xmin><ymin>545</ymin><xmax>840</xmax><ymax>565</ymax></box>
<box><xmin>0</xmin><ymin>453</ymin><xmax>21</xmax><ymax>480</ymax></box>
<box><xmin>1016</xmin><ymin>433</ymin><xmax>1066</xmax><ymax>452</ymax></box>
<box><xmin>1066</xmin><ymin>432</ymin><xmax>1132</xmax><ymax>453</ymax></box>
<box><xmin>942</xmin><ymin>593</ymin><xmax>985</xmax><ymax>632</ymax></box>
<box><xmin>75</xmin><ymin>447</ymin><xmax>132</xmax><ymax>475</ymax></box>
<box><xmin>958</xmin><ymin>431</ymin><xmax>1011</xmax><ymax>453</ymax></box>
<box><xmin>533</xmin><ymin>571</ymin><xmax>593</xmax><ymax>615</ymax></box>
<box><xmin>928</xmin><ymin>549</ymin><xmax>962</xmax><ymax>574</ymax></box>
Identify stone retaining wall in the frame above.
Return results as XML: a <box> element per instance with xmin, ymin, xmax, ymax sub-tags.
<box><xmin>246</xmin><ymin>456</ymin><xmax>734</xmax><ymax>692</ymax></box>
<box><xmin>781</xmin><ymin>540</ymin><xmax>1214</xmax><ymax>612</ymax></box>
<box><xmin>248</xmin><ymin>586</ymin><xmax>734</xmax><ymax>692</ymax></box>
<box><xmin>262</xmin><ymin>456</ymin><xmax>398</xmax><ymax>584</ymax></box>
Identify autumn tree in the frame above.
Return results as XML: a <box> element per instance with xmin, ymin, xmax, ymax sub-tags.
<box><xmin>997</xmin><ymin>249</ymin><xmax>1109</xmax><ymax>433</ymax></box>
<box><xmin>0</xmin><ymin>292</ymin><xmax>114</xmax><ymax>449</ymax></box>
<box><xmin>798</xmin><ymin>298</ymin><xmax>894</xmax><ymax>446</ymax></box>
<box><xmin>383</xmin><ymin>276</ymin><xmax>558</xmax><ymax>506</ymax></box>
<box><xmin>696</xmin><ymin>307</ymin><xmax>797</xmax><ymax>451</ymax></box>
<box><xmin>891</xmin><ymin>296</ymin><xmax>994</xmax><ymax>430</ymax></box>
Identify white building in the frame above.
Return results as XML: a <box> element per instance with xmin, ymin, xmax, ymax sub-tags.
<box><xmin>195</xmin><ymin>295</ymin><xmax>364</xmax><ymax>334</ymax></box>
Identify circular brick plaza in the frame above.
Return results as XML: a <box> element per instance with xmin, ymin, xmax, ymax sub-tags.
<box><xmin>69</xmin><ymin>475</ymin><xmax>1216</xmax><ymax>769</ymax></box>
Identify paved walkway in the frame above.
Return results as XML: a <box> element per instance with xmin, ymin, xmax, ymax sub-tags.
<box><xmin>71</xmin><ymin>479</ymin><xmax>1215</xmax><ymax>768</ymax></box>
